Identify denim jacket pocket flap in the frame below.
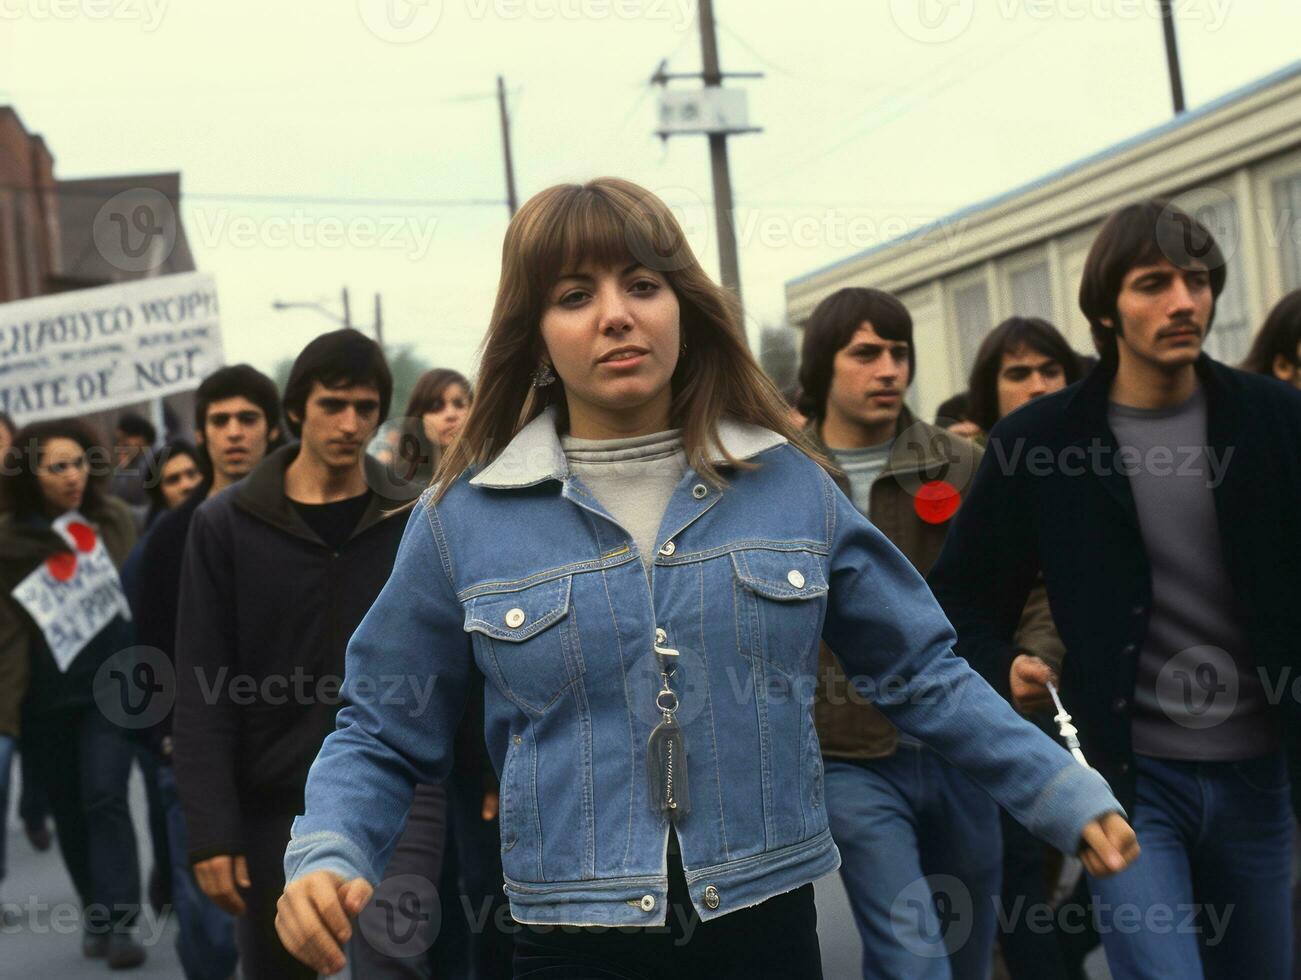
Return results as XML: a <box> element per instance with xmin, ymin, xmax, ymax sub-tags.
<box><xmin>463</xmin><ymin>575</ymin><xmax>573</xmax><ymax>642</ymax></box>
<box><xmin>730</xmin><ymin>548</ymin><xmax>829</xmax><ymax>601</ymax></box>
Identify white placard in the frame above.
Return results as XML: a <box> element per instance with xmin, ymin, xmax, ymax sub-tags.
<box><xmin>0</xmin><ymin>271</ymin><xmax>224</xmax><ymax>424</ymax></box>
<box><xmin>11</xmin><ymin>512</ymin><xmax>132</xmax><ymax>672</ymax></box>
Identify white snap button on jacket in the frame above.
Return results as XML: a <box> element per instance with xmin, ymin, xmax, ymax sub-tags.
<box><xmin>787</xmin><ymin>569</ymin><xmax>805</xmax><ymax>589</ymax></box>
<box><xmin>640</xmin><ymin>895</ymin><xmax>655</xmax><ymax>912</ymax></box>
<box><xmin>505</xmin><ymin>608</ymin><xmax>526</xmax><ymax>628</ymax></box>
<box><xmin>692</xmin><ymin>484</ymin><xmax>708</xmax><ymax>499</ymax></box>
<box><xmin>655</xmin><ymin>628</ymin><xmax>667</xmax><ymax>644</ymax></box>
<box><xmin>659</xmin><ymin>540</ymin><xmax>676</xmax><ymax>556</ymax></box>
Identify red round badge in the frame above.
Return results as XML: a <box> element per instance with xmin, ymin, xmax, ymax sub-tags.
<box><xmin>913</xmin><ymin>480</ymin><xmax>961</xmax><ymax>524</ymax></box>
<box><xmin>45</xmin><ymin>552</ymin><xmax>77</xmax><ymax>581</ymax></box>
<box><xmin>66</xmin><ymin>521</ymin><xmax>97</xmax><ymax>553</ymax></box>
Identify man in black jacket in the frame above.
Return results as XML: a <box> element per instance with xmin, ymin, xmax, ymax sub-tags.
<box><xmin>132</xmin><ymin>363</ymin><xmax>280</xmax><ymax>980</ymax></box>
<box><xmin>173</xmin><ymin>330</ymin><xmax>418</xmax><ymax>979</ymax></box>
<box><xmin>928</xmin><ymin>200</ymin><xmax>1301</xmax><ymax>980</ymax></box>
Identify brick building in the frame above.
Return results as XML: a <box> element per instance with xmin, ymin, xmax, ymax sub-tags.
<box><xmin>1</xmin><ymin>105</ymin><xmax>203</xmax><ymax>439</ymax></box>
<box><xmin>0</xmin><ymin>107</ymin><xmax>62</xmax><ymax>303</ymax></box>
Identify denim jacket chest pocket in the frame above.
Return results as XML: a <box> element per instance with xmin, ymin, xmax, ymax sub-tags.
<box><xmin>729</xmin><ymin>548</ymin><xmax>830</xmax><ymax>678</ymax></box>
<box><xmin>463</xmin><ymin>575</ymin><xmax>585</xmax><ymax>716</ymax></box>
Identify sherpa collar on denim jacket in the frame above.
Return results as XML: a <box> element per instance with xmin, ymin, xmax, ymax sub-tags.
<box><xmin>470</xmin><ymin>406</ymin><xmax>788</xmax><ymax>490</ymax></box>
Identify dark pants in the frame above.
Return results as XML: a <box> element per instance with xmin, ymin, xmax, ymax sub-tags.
<box><xmin>25</xmin><ymin>707</ymin><xmax>142</xmax><ymax>932</ymax></box>
<box><xmin>512</xmin><ymin>852</ymin><xmax>822</xmax><ymax>979</ymax></box>
<box><xmin>352</xmin><ymin>782</ymin><xmax>449</xmax><ymax>978</ymax></box>
<box><xmin>999</xmin><ymin>805</ymin><xmax>1097</xmax><ymax>980</ymax></box>
<box><xmin>236</xmin><ymin>810</ymin><xmax>315</xmax><ymax>980</ymax></box>
<box><xmin>136</xmin><ymin>745</ymin><xmax>172</xmax><ymax>898</ymax></box>
<box><xmin>435</xmin><ymin>775</ymin><xmax>514</xmax><ymax>980</ymax></box>
<box><xmin>157</xmin><ymin>764</ymin><xmax>238</xmax><ymax>980</ymax></box>
<box><xmin>17</xmin><ymin>738</ymin><xmax>50</xmax><ymax>827</ymax></box>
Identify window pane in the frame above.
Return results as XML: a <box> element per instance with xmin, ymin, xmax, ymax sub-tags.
<box><xmin>1274</xmin><ymin>174</ymin><xmax>1301</xmax><ymax>291</ymax></box>
<box><xmin>1009</xmin><ymin>261</ymin><xmax>1054</xmax><ymax>321</ymax></box>
<box><xmin>1189</xmin><ymin>197</ymin><xmax>1249</xmax><ymax>365</ymax></box>
<box><xmin>951</xmin><ymin>280</ymin><xmax>991</xmax><ymax>378</ymax></box>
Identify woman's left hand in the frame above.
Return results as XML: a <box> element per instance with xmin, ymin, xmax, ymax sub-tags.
<box><xmin>1079</xmin><ymin>812</ymin><xmax>1140</xmax><ymax>877</ymax></box>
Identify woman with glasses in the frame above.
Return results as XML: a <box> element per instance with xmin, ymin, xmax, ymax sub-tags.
<box><xmin>0</xmin><ymin>417</ymin><xmax>146</xmax><ymax>969</ymax></box>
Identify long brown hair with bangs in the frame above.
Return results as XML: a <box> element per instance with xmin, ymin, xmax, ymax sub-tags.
<box><xmin>433</xmin><ymin>177</ymin><xmax>825</xmax><ymax>500</ymax></box>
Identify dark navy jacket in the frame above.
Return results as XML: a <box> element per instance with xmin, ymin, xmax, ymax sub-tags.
<box><xmin>928</xmin><ymin>356</ymin><xmax>1301</xmax><ymax>813</ymax></box>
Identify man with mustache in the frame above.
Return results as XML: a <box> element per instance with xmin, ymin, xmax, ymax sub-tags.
<box><xmin>929</xmin><ymin>200</ymin><xmax>1301</xmax><ymax>979</ymax></box>
<box><xmin>174</xmin><ymin>330</ymin><xmax>418</xmax><ymax>979</ymax></box>
<box><xmin>797</xmin><ymin>288</ymin><xmax>1064</xmax><ymax>978</ymax></box>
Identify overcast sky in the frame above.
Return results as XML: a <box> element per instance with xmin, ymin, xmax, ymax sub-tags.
<box><xmin>4</xmin><ymin>0</ymin><xmax>1300</xmax><ymax>379</ymax></box>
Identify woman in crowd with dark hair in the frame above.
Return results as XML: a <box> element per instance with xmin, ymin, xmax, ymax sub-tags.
<box><xmin>1243</xmin><ymin>288</ymin><xmax>1301</xmax><ymax>388</ymax></box>
<box><xmin>276</xmin><ymin>177</ymin><xmax>1135</xmax><ymax>978</ymax></box>
<box><xmin>397</xmin><ymin>367</ymin><xmax>472</xmax><ymax>484</ymax></box>
<box><xmin>965</xmin><ymin>316</ymin><xmax>1085</xmax><ymax>440</ymax></box>
<box><xmin>0</xmin><ymin>418</ymin><xmax>146</xmax><ymax>968</ymax></box>
<box><xmin>142</xmin><ymin>440</ymin><xmax>203</xmax><ymax>528</ymax></box>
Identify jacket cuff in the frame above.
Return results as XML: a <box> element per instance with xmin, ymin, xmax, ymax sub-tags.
<box><xmin>1025</xmin><ymin>763</ymin><xmax>1127</xmax><ymax>856</ymax></box>
<box><xmin>187</xmin><ymin>839</ymin><xmax>247</xmax><ymax>866</ymax></box>
<box><xmin>284</xmin><ymin>829</ymin><xmax>377</xmax><ymax>888</ymax></box>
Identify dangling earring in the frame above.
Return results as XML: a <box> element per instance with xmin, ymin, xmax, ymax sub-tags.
<box><xmin>531</xmin><ymin>362</ymin><xmax>556</xmax><ymax>387</ymax></box>
<box><xmin>679</xmin><ymin>338</ymin><xmax>688</xmax><ymax>356</ymax></box>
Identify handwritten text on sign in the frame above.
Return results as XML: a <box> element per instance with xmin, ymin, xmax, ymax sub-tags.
<box><xmin>0</xmin><ymin>271</ymin><xmax>224</xmax><ymax>424</ymax></box>
<box><xmin>11</xmin><ymin>512</ymin><xmax>132</xmax><ymax>672</ymax></box>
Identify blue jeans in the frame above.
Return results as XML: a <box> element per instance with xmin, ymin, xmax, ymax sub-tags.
<box><xmin>824</xmin><ymin>745</ymin><xmax>1002</xmax><ymax>980</ymax></box>
<box><xmin>156</xmin><ymin>763</ymin><xmax>238</xmax><ymax>980</ymax></box>
<box><xmin>24</xmin><ymin>707</ymin><xmax>141</xmax><ymax>931</ymax></box>
<box><xmin>1087</xmin><ymin>751</ymin><xmax>1293</xmax><ymax>980</ymax></box>
<box><xmin>0</xmin><ymin>734</ymin><xmax>15</xmax><ymax>883</ymax></box>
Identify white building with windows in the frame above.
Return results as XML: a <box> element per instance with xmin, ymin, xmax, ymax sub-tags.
<box><xmin>785</xmin><ymin>60</ymin><xmax>1301</xmax><ymax>423</ymax></box>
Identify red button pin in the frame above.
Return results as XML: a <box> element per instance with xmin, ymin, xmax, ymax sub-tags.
<box><xmin>913</xmin><ymin>480</ymin><xmax>961</xmax><ymax>524</ymax></box>
<box><xmin>45</xmin><ymin>552</ymin><xmax>77</xmax><ymax>581</ymax></box>
<box><xmin>66</xmin><ymin>522</ymin><xmax>97</xmax><ymax>553</ymax></box>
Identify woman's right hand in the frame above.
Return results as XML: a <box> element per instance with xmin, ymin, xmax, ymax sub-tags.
<box><xmin>275</xmin><ymin>870</ymin><xmax>374</xmax><ymax>976</ymax></box>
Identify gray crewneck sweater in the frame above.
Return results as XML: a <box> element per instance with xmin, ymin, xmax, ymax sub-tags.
<box><xmin>560</xmin><ymin>430</ymin><xmax>687</xmax><ymax>576</ymax></box>
<box><xmin>1108</xmin><ymin>388</ymin><xmax>1279</xmax><ymax>760</ymax></box>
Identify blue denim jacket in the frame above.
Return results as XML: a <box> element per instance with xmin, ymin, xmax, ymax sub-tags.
<box><xmin>285</xmin><ymin>408</ymin><xmax>1121</xmax><ymax>926</ymax></box>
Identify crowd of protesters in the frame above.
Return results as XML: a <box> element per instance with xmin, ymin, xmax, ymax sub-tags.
<box><xmin>0</xmin><ymin>178</ymin><xmax>1299</xmax><ymax>980</ymax></box>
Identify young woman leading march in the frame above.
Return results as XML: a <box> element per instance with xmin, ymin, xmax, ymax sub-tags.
<box><xmin>275</xmin><ymin>178</ymin><xmax>1138</xmax><ymax>978</ymax></box>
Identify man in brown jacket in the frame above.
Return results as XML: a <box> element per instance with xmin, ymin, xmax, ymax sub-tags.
<box><xmin>799</xmin><ymin>288</ymin><xmax>1062</xmax><ymax>979</ymax></box>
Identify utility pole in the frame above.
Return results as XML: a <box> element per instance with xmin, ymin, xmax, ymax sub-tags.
<box><xmin>373</xmin><ymin>292</ymin><xmax>384</xmax><ymax>348</ymax></box>
<box><xmin>341</xmin><ymin>286</ymin><xmax>353</xmax><ymax>330</ymax></box>
<box><xmin>498</xmin><ymin>75</ymin><xmax>519</xmax><ymax>217</ymax></box>
<box><xmin>698</xmin><ymin>0</ymin><xmax>741</xmax><ymax>307</ymax></box>
<box><xmin>1159</xmin><ymin>0</ymin><xmax>1186</xmax><ymax>114</ymax></box>
<box><xmin>651</xmin><ymin>0</ymin><xmax>761</xmax><ymax>331</ymax></box>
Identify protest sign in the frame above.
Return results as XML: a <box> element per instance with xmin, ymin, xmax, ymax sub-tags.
<box><xmin>0</xmin><ymin>271</ymin><xmax>224</xmax><ymax>423</ymax></box>
<box><xmin>11</xmin><ymin>512</ymin><xmax>132</xmax><ymax>672</ymax></box>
